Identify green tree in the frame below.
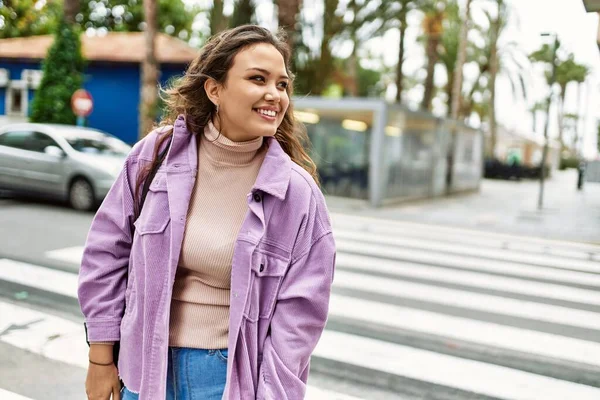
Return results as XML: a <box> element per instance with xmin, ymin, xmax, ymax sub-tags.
<box><xmin>554</xmin><ymin>56</ymin><xmax>589</xmax><ymax>149</ymax></box>
<box><xmin>438</xmin><ymin>0</ymin><xmax>460</xmax><ymax>115</ymax></box>
<box><xmin>229</xmin><ymin>0</ymin><xmax>256</xmax><ymax>28</ymax></box>
<box><xmin>276</xmin><ymin>0</ymin><xmax>302</xmax><ymax>56</ymax></box>
<box><xmin>139</xmin><ymin>0</ymin><xmax>159</xmax><ymax>139</ymax></box>
<box><xmin>30</xmin><ymin>19</ymin><xmax>85</xmax><ymax>124</ymax></box>
<box><xmin>357</xmin><ymin>64</ymin><xmax>386</xmax><ymax>97</ymax></box>
<box><xmin>450</xmin><ymin>0</ymin><xmax>472</xmax><ymax>119</ymax></box>
<box><xmin>78</xmin><ymin>0</ymin><xmax>197</xmax><ymax>39</ymax></box>
<box><xmin>529</xmin><ymin>100</ymin><xmax>546</xmax><ymax>133</ymax></box>
<box><xmin>209</xmin><ymin>0</ymin><xmax>228</xmax><ymax>36</ymax></box>
<box><xmin>294</xmin><ymin>0</ymin><xmax>344</xmax><ymax>95</ymax></box>
<box><xmin>0</xmin><ymin>0</ymin><xmax>61</xmax><ymax>38</ymax></box>
<box><xmin>531</xmin><ymin>44</ymin><xmax>589</xmax><ymax>149</ymax></box>
<box><xmin>336</xmin><ymin>0</ymin><xmax>388</xmax><ymax>96</ymax></box>
<box><xmin>386</xmin><ymin>0</ymin><xmax>421</xmax><ymax>103</ymax></box>
<box><xmin>420</xmin><ymin>1</ymin><xmax>446</xmax><ymax>111</ymax></box>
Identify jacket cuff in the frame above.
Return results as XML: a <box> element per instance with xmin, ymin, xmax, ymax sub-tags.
<box><xmin>85</xmin><ymin>319</ymin><xmax>122</xmax><ymax>342</ymax></box>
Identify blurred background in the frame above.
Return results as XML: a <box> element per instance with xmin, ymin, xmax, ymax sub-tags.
<box><xmin>1</xmin><ymin>1</ymin><xmax>600</xmax><ymax>399</ymax></box>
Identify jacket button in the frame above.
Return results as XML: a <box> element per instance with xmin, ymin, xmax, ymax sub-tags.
<box><xmin>253</xmin><ymin>193</ymin><xmax>261</xmax><ymax>202</ymax></box>
<box><xmin>259</xmin><ymin>263</ymin><xmax>264</xmax><ymax>272</ymax></box>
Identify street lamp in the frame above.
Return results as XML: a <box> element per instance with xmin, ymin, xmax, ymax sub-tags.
<box><xmin>537</xmin><ymin>32</ymin><xmax>559</xmax><ymax>210</ymax></box>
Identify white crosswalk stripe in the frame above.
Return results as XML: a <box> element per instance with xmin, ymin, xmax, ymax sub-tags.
<box><xmin>1</xmin><ymin>213</ymin><xmax>600</xmax><ymax>399</ymax></box>
<box><xmin>0</xmin><ymin>388</ymin><xmax>35</xmax><ymax>400</ymax></box>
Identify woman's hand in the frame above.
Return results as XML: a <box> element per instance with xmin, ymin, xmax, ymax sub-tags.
<box><xmin>86</xmin><ymin>344</ymin><xmax>121</xmax><ymax>399</ymax></box>
<box><xmin>85</xmin><ymin>363</ymin><xmax>121</xmax><ymax>399</ymax></box>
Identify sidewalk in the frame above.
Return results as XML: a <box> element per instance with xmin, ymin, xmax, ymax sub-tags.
<box><xmin>326</xmin><ymin>169</ymin><xmax>600</xmax><ymax>244</ymax></box>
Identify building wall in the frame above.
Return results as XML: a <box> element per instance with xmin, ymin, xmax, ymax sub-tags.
<box><xmin>0</xmin><ymin>60</ymin><xmax>188</xmax><ymax>145</ymax></box>
<box><xmin>84</xmin><ymin>63</ymin><xmax>140</xmax><ymax>144</ymax></box>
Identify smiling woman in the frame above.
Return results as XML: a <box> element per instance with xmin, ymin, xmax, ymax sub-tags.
<box><xmin>78</xmin><ymin>25</ymin><xmax>336</xmax><ymax>400</ymax></box>
<box><xmin>204</xmin><ymin>43</ymin><xmax>291</xmax><ymax>142</ymax></box>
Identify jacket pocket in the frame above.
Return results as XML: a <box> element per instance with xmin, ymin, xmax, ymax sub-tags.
<box><xmin>133</xmin><ymin>173</ymin><xmax>170</xmax><ymax>235</ymax></box>
<box><xmin>243</xmin><ymin>251</ymin><xmax>289</xmax><ymax>323</ymax></box>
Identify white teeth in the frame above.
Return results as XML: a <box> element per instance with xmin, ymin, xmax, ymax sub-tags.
<box><xmin>257</xmin><ymin>109</ymin><xmax>276</xmax><ymax>117</ymax></box>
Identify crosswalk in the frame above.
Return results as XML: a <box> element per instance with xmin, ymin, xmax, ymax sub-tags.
<box><xmin>1</xmin><ymin>212</ymin><xmax>600</xmax><ymax>399</ymax></box>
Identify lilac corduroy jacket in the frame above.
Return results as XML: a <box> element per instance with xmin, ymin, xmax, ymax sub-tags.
<box><xmin>77</xmin><ymin>116</ymin><xmax>336</xmax><ymax>399</ymax></box>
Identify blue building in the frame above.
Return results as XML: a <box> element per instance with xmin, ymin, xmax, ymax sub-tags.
<box><xmin>0</xmin><ymin>32</ymin><xmax>197</xmax><ymax>144</ymax></box>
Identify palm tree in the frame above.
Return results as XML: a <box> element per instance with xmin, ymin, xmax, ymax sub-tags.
<box><xmin>554</xmin><ymin>55</ymin><xmax>589</xmax><ymax>148</ymax></box>
<box><xmin>385</xmin><ymin>0</ymin><xmax>420</xmax><ymax>103</ymax></box>
<box><xmin>450</xmin><ymin>0</ymin><xmax>472</xmax><ymax>119</ymax></box>
<box><xmin>338</xmin><ymin>0</ymin><xmax>388</xmax><ymax>96</ymax></box>
<box><xmin>277</xmin><ymin>0</ymin><xmax>302</xmax><ymax>55</ymax></box>
<box><xmin>140</xmin><ymin>0</ymin><xmax>159</xmax><ymax>139</ymax></box>
<box><xmin>315</xmin><ymin>0</ymin><xmax>343</xmax><ymax>94</ymax></box>
<box><xmin>420</xmin><ymin>1</ymin><xmax>446</xmax><ymax>111</ymax></box>
<box><xmin>63</xmin><ymin>0</ymin><xmax>80</xmax><ymax>24</ymax></box>
<box><xmin>210</xmin><ymin>0</ymin><xmax>228</xmax><ymax>35</ymax></box>
<box><xmin>230</xmin><ymin>0</ymin><xmax>255</xmax><ymax>28</ymax></box>
<box><xmin>529</xmin><ymin>101</ymin><xmax>546</xmax><ymax>133</ymax></box>
<box><xmin>488</xmin><ymin>0</ymin><xmax>504</xmax><ymax>159</ymax></box>
<box><xmin>438</xmin><ymin>0</ymin><xmax>460</xmax><ymax>116</ymax></box>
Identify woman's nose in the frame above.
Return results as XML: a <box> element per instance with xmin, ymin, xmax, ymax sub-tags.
<box><xmin>264</xmin><ymin>85</ymin><xmax>280</xmax><ymax>102</ymax></box>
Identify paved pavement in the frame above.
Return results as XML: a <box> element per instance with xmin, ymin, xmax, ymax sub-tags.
<box><xmin>326</xmin><ymin>169</ymin><xmax>600</xmax><ymax>244</ymax></box>
<box><xmin>1</xmin><ymin>201</ymin><xmax>600</xmax><ymax>399</ymax></box>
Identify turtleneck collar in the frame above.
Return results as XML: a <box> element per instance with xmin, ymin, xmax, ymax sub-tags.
<box><xmin>201</xmin><ymin>121</ymin><xmax>264</xmax><ymax>166</ymax></box>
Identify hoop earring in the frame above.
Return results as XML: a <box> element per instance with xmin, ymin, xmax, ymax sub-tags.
<box><xmin>215</xmin><ymin>104</ymin><xmax>219</xmax><ymax>114</ymax></box>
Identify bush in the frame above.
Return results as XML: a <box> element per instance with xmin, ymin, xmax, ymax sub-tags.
<box><xmin>29</xmin><ymin>19</ymin><xmax>85</xmax><ymax>124</ymax></box>
<box><xmin>559</xmin><ymin>155</ymin><xmax>580</xmax><ymax>170</ymax></box>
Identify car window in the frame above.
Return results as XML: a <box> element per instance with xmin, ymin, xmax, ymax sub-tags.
<box><xmin>66</xmin><ymin>135</ymin><xmax>130</xmax><ymax>156</ymax></box>
<box><xmin>0</xmin><ymin>131</ymin><xmax>34</xmax><ymax>150</ymax></box>
<box><xmin>29</xmin><ymin>132</ymin><xmax>60</xmax><ymax>153</ymax></box>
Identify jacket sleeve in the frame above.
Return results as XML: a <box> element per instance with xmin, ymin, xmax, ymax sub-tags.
<box><xmin>256</xmin><ymin>229</ymin><xmax>336</xmax><ymax>400</ymax></box>
<box><xmin>77</xmin><ymin>155</ymin><xmax>138</xmax><ymax>343</ymax></box>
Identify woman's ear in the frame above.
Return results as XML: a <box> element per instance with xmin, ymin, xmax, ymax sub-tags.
<box><xmin>204</xmin><ymin>78</ymin><xmax>220</xmax><ymax>108</ymax></box>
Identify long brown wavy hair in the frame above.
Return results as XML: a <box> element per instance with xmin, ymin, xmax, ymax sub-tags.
<box><xmin>134</xmin><ymin>25</ymin><xmax>319</xmax><ymax>218</ymax></box>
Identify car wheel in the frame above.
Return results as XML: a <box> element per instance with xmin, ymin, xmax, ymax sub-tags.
<box><xmin>69</xmin><ymin>178</ymin><xmax>95</xmax><ymax>211</ymax></box>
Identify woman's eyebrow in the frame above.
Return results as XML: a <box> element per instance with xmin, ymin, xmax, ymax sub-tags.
<box><xmin>246</xmin><ymin>67</ymin><xmax>289</xmax><ymax>80</ymax></box>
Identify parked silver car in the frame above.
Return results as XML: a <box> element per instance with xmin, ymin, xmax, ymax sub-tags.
<box><xmin>0</xmin><ymin>123</ymin><xmax>131</xmax><ymax>211</ymax></box>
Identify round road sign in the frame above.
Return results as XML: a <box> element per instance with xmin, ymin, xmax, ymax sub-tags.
<box><xmin>71</xmin><ymin>89</ymin><xmax>94</xmax><ymax>117</ymax></box>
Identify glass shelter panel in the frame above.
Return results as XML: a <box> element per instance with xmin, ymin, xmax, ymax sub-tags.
<box><xmin>295</xmin><ymin>108</ymin><xmax>372</xmax><ymax>199</ymax></box>
<box><xmin>383</xmin><ymin>109</ymin><xmax>438</xmax><ymax>200</ymax></box>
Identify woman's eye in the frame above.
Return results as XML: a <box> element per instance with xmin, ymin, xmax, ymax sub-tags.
<box><xmin>251</xmin><ymin>76</ymin><xmax>265</xmax><ymax>83</ymax></box>
<box><xmin>278</xmin><ymin>82</ymin><xmax>289</xmax><ymax>89</ymax></box>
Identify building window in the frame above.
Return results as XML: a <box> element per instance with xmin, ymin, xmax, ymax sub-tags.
<box><xmin>6</xmin><ymin>80</ymin><xmax>27</xmax><ymax>117</ymax></box>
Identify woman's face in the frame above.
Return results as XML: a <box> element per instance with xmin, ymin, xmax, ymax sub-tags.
<box><xmin>209</xmin><ymin>43</ymin><xmax>290</xmax><ymax>142</ymax></box>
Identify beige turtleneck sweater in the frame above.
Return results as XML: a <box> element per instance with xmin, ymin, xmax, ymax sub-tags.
<box><xmin>168</xmin><ymin>122</ymin><xmax>267</xmax><ymax>349</ymax></box>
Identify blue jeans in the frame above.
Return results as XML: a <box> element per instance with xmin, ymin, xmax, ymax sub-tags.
<box><xmin>121</xmin><ymin>347</ymin><xmax>228</xmax><ymax>400</ymax></box>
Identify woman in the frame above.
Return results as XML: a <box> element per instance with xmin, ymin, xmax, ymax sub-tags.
<box><xmin>78</xmin><ymin>25</ymin><xmax>336</xmax><ymax>400</ymax></box>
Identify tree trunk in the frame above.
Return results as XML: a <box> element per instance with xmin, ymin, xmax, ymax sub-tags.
<box><xmin>140</xmin><ymin>0</ymin><xmax>159</xmax><ymax>140</ymax></box>
<box><xmin>488</xmin><ymin>0</ymin><xmax>502</xmax><ymax>159</ymax></box>
<box><xmin>63</xmin><ymin>0</ymin><xmax>80</xmax><ymax>24</ymax></box>
<box><xmin>313</xmin><ymin>0</ymin><xmax>340</xmax><ymax>95</ymax></box>
<box><xmin>395</xmin><ymin>10</ymin><xmax>408</xmax><ymax>103</ymax></box>
<box><xmin>558</xmin><ymin>85</ymin><xmax>566</xmax><ymax>149</ymax></box>
<box><xmin>230</xmin><ymin>0</ymin><xmax>254</xmax><ymax>28</ymax></box>
<box><xmin>575</xmin><ymin>82</ymin><xmax>584</xmax><ymax>154</ymax></box>
<box><xmin>446</xmin><ymin>74</ymin><xmax>454</xmax><ymax>117</ymax></box>
<box><xmin>210</xmin><ymin>0</ymin><xmax>228</xmax><ymax>35</ymax></box>
<box><xmin>347</xmin><ymin>43</ymin><xmax>359</xmax><ymax>96</ymax></box>
<box><xmin>277</xmin><ymin>0</ymin><xmax>302</xmax><ymax>55</ymax></box>
<box><xmin>450</xmin><ymin>0</ymin><xmax>471</xmax><ymax>120</ymax></box>
<box><xmin>421</xmin><ymin>35</ymin><xmax>439</xmax><ymax>111</ymax></box>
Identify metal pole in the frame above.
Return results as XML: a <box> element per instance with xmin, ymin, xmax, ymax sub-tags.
<box><xmin>537</xmin><ymin>34</ymin><xmax>559</xmax><ymax>210</ymax></box>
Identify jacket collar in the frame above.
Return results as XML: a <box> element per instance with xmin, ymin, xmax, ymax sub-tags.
<box><xmin>252</xmin><ymin>136</ymin><xmax>291</xmax><ymax>201</ymax></box>
<box><xmin>174</xmin><ymin>115</ymin><xmax>291</xmax><ymax>201</ymax></box>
